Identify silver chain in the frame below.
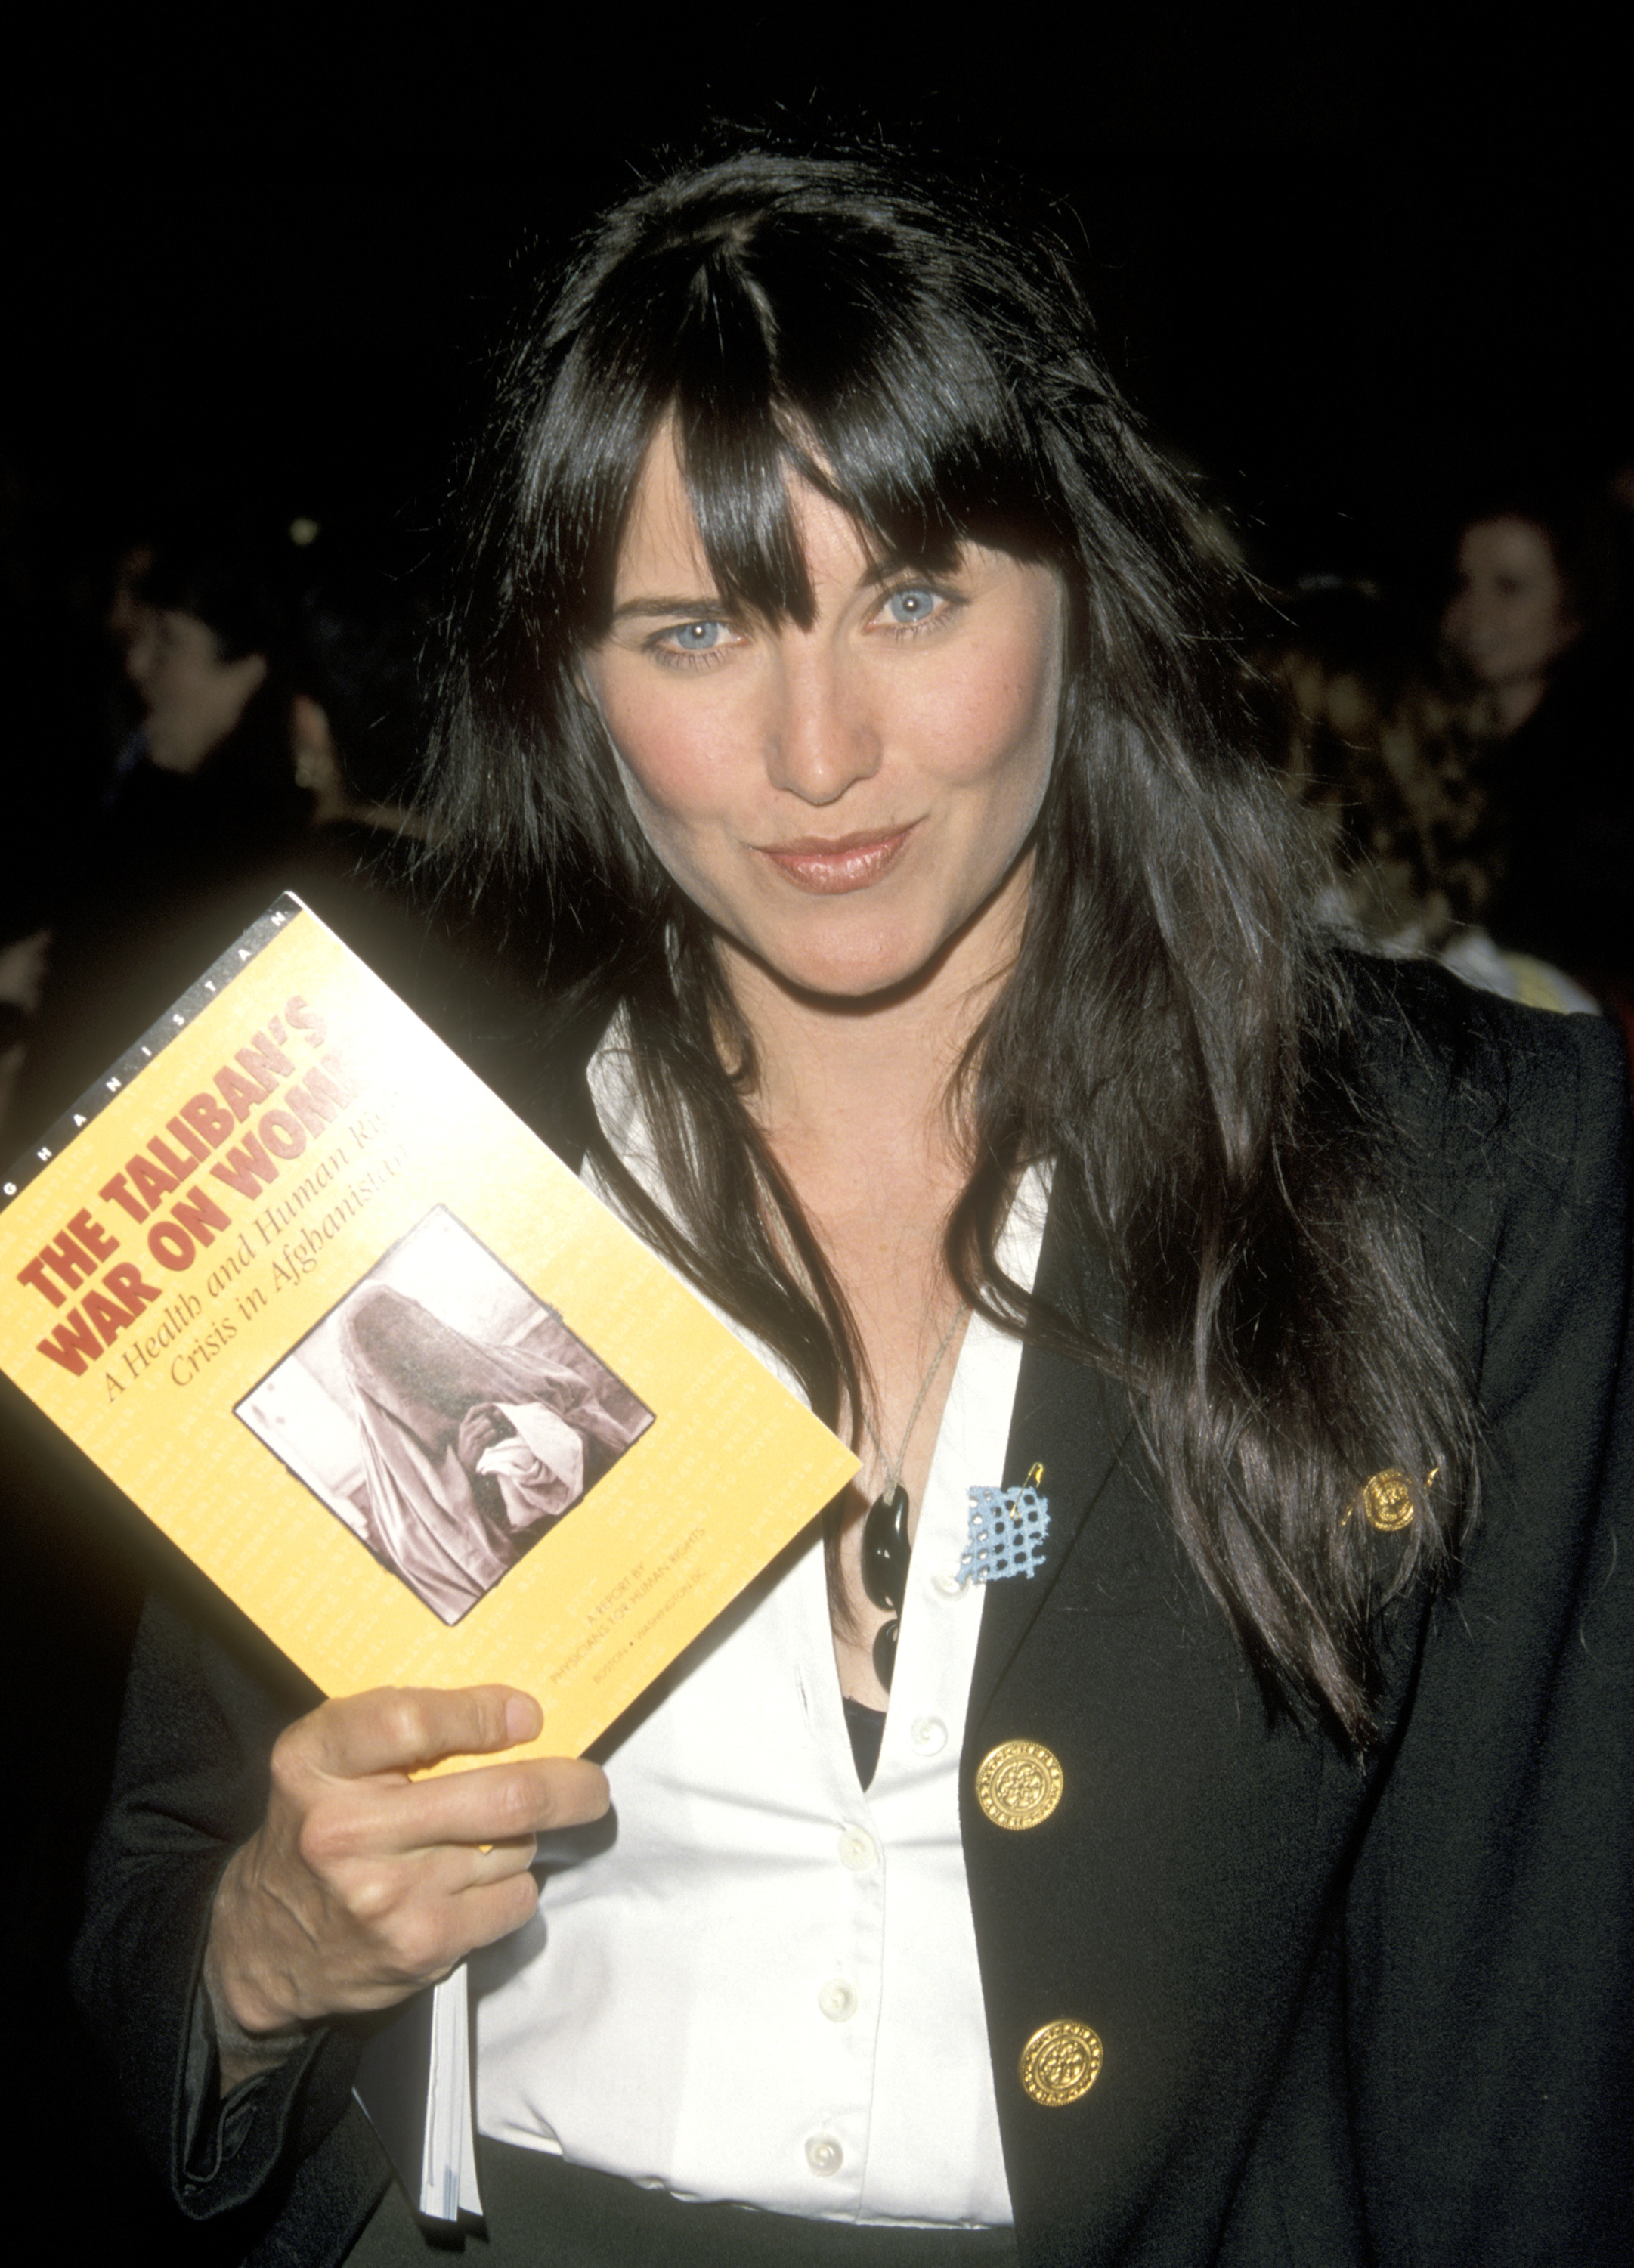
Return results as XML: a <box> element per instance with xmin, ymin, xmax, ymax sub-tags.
<box><xmin>862</xmin><ymin>1303</ymin><xmax>967</xmax><ymax>1495</ymax></box>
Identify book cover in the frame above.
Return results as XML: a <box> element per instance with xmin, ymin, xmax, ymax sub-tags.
<box><xmin>0</xmin><ymin>895</ymin><xmax>856</xmax><ymax>1762</ymax></box>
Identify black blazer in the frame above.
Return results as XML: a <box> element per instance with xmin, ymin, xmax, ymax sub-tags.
<box><xmin>73</xmin><ymin>971</ymin><xmax>1634</xmax><ymax>2265</ymax></box>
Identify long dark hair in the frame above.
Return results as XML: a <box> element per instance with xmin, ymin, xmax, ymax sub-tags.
<box><xmin>435</xmin><ymin>149</ymin><xmax>1477</xmax><ymax>1744</ymax></box>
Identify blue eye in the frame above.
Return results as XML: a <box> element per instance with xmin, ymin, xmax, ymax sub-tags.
<box><xmin>667</xmin><ymin>619</ymin><xmax>727</xmax><ymax>652</ymax></box>
<box><xmin>883</xmin><ymin>587</ymin><xmax>939</xmax><ymax>626</ymax></box>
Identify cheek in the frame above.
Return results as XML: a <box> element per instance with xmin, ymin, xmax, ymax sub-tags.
<box><xmin>601</xmin><ymin>714</ymin><xmax>740</xmax><ymax>908</ymax></box>
<box><xmin>1521</xmin><ymin>589</ymin><xmax>1572</xmax><ymax>658</ymax></box>
<box><xmin>590</xmin><ymin>664</ymin><xmax>732</xmax><ymax>822</ymax></box>
<box><xmin>610</xmin><ymin>747</ymin><xmax>692</xmax><ymax>863</ymax></box>
<box><xmin>1481</xmin><ymin>593</ymin><xmax>1552</xmax><ymax>674</ymax></box>
<box><xmin>602</xmin><ymin>706</ymin><xmax>726</xmax><ymax>850</ymax></box>
<box><xmin>938</xmin><ymin>627</ymin><xmax>1061</xmax><ymax>810</ymax></box>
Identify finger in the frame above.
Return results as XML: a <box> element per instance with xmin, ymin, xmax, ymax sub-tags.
<box><xmin>380</xmin><ymin>1756</ymin><xmax>609</xmax><ymax>1854</ymax></box>
<box><xmin>295</xmin><ymin>1755</ymin><xmax>607</xmax><ymax>1874</ymax></box>
<box><xmin>452</xmin><ymin>1868</ymin><xmax>544</xmax><ymax>1954</ymax></box>
<box><xmin>353</xmin><ymin>1829</ymin><xmax>541</xmax><ymax>1902</ymax></box>
<box><xmin>304</xmin><ymin>1686</ymin><xmax>544</xmax><ymax>1781</ymax></box>
<box><xmin>361</xmin><ymin>1858</ymin><xmax>546</xmax><ymax>1984</ymax></box>
<box><xmin>462</xmin><ymin>1833</ymin><xmax>539</xmax><ymax>1882</ymax></box>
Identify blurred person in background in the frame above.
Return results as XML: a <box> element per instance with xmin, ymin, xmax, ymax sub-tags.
<box><xmin>4</xmin><ymin>519</ymin><xmax>312</xmax><ymax>1148</ymax></box>
<box><xmin>0</xmin><ymin>463</ymin><xmax>138</xmax><ymax>1145</ymax></box>
<box><xmin>0</xmin><ymin>513</ymin><xmax>555</xmax><ymax>2261</ymax></box>
<box><xmin>1259</xmin><ymin>580</ymin><xmax>1598</xmax><ymax>1014</ymax></box>
<box><xmin>283</xmin><ymin>533</ymin><xmax>439</xmax><ymax>926</ymax></box>
<box><xmin>280</xmin><ymin>534</ymin><xmax>562</xmax><ymax>1091</ymax></box>
<box><xmin>1</xmin><ymin>513</ymin><xmax>578</xmax><ymax>1158</ymax></box>
<box><xmin>100</xmin><ymin>522</ymin><xmax>308</xmax><ymax>846</ymax></box>
<box><xmin>0</xmin><ymin>515</ymin><xmax>308</xmax><ymax>2255</ymax></box>
<box><xmin>1441</xmin><ymin>486</ymin><xmax>1632</xmax><ymax>999</ymax></box>
<box><xmin>1443</xmin><ymin>510</ymin><xmax>1587</xmax><ymax>739</ymax></box>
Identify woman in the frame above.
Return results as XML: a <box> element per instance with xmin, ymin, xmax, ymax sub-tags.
<box><xmin>6</xmin><ymin>526</ymin><xmax>313</xmax><ymax>1147</ymax></box>
<box><xmin>1441</xmin><ymin>507</ymin><xmax>1592</xmax><ymax>742</ymax></box>
<box><xmin>76</xmin><ymin>153</ymin><xmax>1631</xmax><ymax>2264</ymax></box>
<box><xmin>1441</xmin><ymin>495</ymin><xmax>1632</xmax><ymax>992</ymax></box>
<box><xmin>1258</xmin><ymin>579</ymin><xmax>1598</xmax><ymax>1012</ymax></box>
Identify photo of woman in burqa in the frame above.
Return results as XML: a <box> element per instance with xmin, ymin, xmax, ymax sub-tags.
<box><xmin>338</xmin><ymin>1281</ymin><xmax>651</xmax><ymax>1624</ymax></box>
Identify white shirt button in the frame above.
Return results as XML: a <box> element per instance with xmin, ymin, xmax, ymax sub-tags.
<box><xmin>933</xmin><ymin>1564</ymin><xmax>966</xmax><ymax>1597</ymax></box>
<box><xmin>909</xmin><ymin>1715</ymin><xmax>948</xmax><ymax>1755</ymax></box>
<box><xmin>837</xmin><ymin>1826</ymin><xmax>877</xmax><ymax>1872</ymax></box>
<box><xmin>805</xmin><ymin>2133</ymin><xmax>844</xmax><ymax>2177</ymax></box>
<box><xmin>817</xmin><ymin>1978</ymin><xmax>858</xmax><ymax>2022</ymax></box>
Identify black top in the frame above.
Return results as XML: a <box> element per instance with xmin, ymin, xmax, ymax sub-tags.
<box><xmin>843</xmin><ymin>1696</ymin><xmax>886</xmax><ymax>1789</ymax></box>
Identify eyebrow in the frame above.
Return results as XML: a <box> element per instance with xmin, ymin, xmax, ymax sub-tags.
<box><xmin>608</xmin><ymin>594</ymin><xmax>727</xmax><ymax>624</ymax></box>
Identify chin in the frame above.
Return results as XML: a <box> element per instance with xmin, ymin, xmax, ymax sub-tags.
<box><xmin>713</xmin><ymin>864</ymin><xmax>1025</xmax><ymax>1006</ymax></box>
<box><xmin>759</xmin><ymin>926</ymin><xmax>961</xmax><ymax>1005</ymax></box>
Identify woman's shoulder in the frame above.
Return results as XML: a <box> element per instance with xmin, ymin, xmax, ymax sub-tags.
<box><xmin>1344</xmin><ymin>951</ymin><xmax>1630</xmax><ymax>1343</ymax></box>
<box><xmin>1346</xmin><ymin>949</ymin><xmax>1625</xmax><ymax>1167</ymax></box>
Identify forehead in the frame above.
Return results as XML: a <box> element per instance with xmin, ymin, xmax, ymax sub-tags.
<box><xmin>614</xmin><ymin>429</ymin><xmax>713</xmax><ymax>587</ymax></box>
<box><xmin>612</xmin><ymin>423</ymin><xmax>877</xmax><ymax>601</ymax></box>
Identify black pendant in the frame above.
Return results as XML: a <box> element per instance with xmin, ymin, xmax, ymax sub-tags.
<box><xmin>861</xmin><ymin>1482</ymin><xmax>911</xmax><ymax>1611</ymax></box>
<box><xmin>862</xmin><ymin>1481</ymin><xmax>911</xmax><ymax>1693</ymax></box>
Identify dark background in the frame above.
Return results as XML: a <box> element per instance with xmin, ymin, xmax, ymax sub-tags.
<box><xmin>2</xmin><ymin>14</ymin><xmax>1626</xmax><ymax>2253</ymax></box>
<box><xmin>5</xmin><ymin>20</ymin><xmax>1629</xmax><ymax>616</ymax></box>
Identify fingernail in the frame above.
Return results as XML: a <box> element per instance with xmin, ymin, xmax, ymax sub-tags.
<box><xmin>504</xmin><ymin>1693</ymin><xmax>540</xmax><ymax>1745</ymax></box>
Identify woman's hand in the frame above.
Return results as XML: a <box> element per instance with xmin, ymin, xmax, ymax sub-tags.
<box><xmin>203</xmin><ymin>1685</ymin><xmax>607</xmax><ymax>2081</ymax></box>
<box><xmin>456</xmin><ymin>1402</ymin><xmax>509</xmax><ymax>1472</ymax></box>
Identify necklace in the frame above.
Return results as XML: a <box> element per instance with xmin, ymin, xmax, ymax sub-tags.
<box><xmin>859</xmin><ymin>1306</ymin><xmax>966</xmax><ymax>1691</ymax></box>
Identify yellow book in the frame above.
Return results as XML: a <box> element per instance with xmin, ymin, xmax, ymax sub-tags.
<box><xmin>0</xmin><ymin>894</ymin><xmax>856</xmax><ymax>1761</ymax></box>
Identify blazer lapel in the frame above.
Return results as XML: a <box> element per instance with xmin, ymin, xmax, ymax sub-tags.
<box><xmin>969</xmin><ymin>1187</ymin><xmax>1137</xmax><ymax>1726</ymax></box>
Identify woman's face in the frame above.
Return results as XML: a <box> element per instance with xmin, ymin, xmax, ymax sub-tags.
<box><xmin>124</xmin><ymin>608</ymin><xmax>268</xmax><ymax>775</ymax></box>
<box><xmin>1441</xmin><ymin>516</ymin><xmax>1579</xmax><ymax>692</ymax></box>
<box><xmin>583</xmin><ymin>434</ymin><xmax>1065</xmax><ymax>1005</ymax></box>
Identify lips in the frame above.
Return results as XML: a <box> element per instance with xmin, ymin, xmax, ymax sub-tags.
<box><xmin>757</xmin><ymin>826</ymin><xmax>915</xmax><ymax>894</ymax></box>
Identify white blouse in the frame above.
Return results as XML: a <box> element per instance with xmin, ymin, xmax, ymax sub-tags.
<box><xmin>471</xmin><ymin>1033</ymin><xmax>1048</xmax><ymax>2226</ymax></box>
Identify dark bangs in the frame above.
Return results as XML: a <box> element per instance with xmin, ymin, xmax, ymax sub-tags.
<box><xmin>444</xmin><ymin>154</ymin><xmax>1128</xmax><ymax>900</ymax></box>
<box><xmin>529</xmin><ymin>169</ymin><xmax>1077</xmax><ymax>646</ymax></box>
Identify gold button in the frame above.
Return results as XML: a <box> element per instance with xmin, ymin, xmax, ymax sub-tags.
<box><xmin>1360</xmin><ymin>1469</ymin><xmax>1416</xmax><ymax>1532</ymax></box>
<box><xmin>976</xmin><ymin>1740</ymin><xmax>1064</xmax><ymax>1830</ymax></box>
<box><xmin>1018</xmin><ymin>2019</ymin><xmax>1103</xmax><ymax>2105</ymax></box>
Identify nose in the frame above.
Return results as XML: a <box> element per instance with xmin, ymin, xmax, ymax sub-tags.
<box><xmin>762</xmin><ymin>642</ymin><xmax>882</xmax><ymax>805</ymax></box>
